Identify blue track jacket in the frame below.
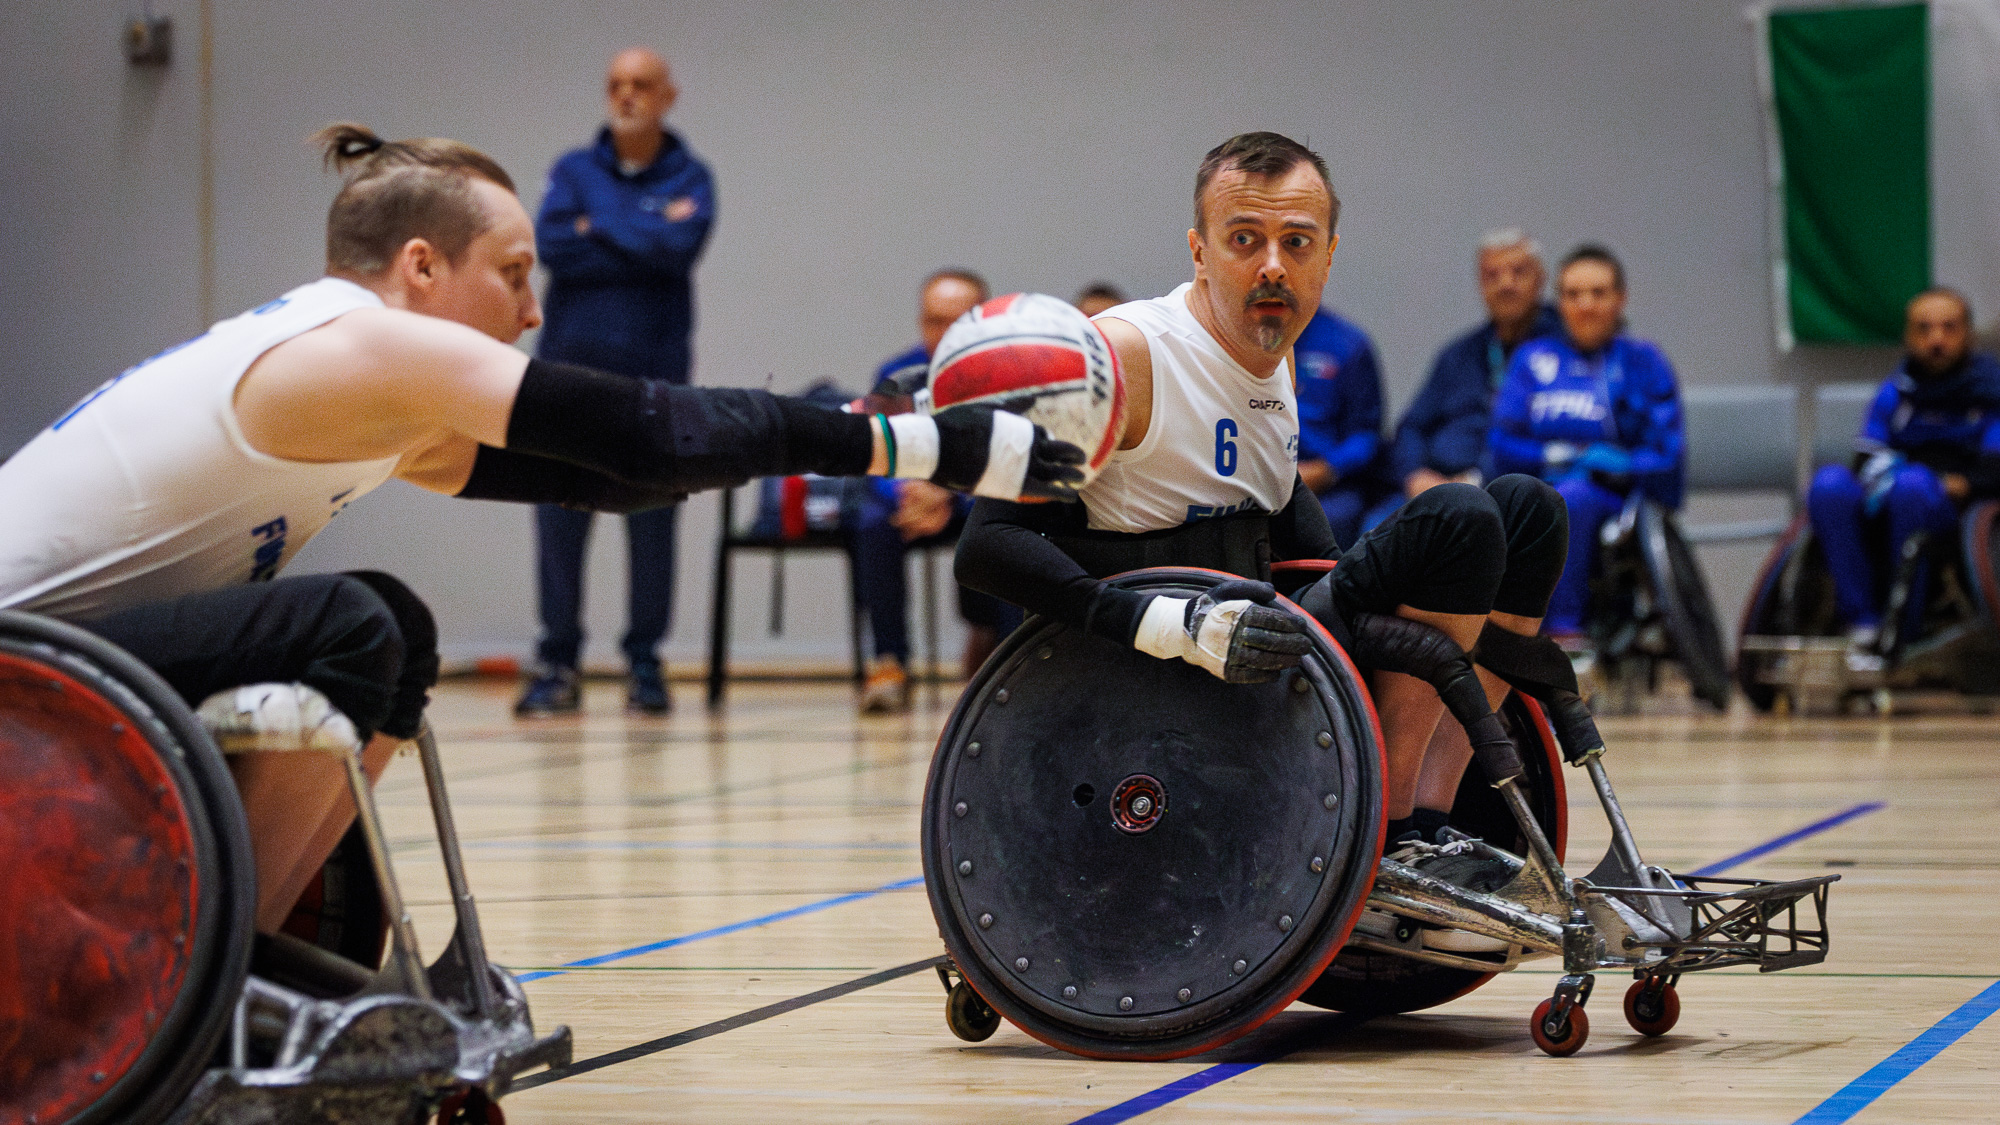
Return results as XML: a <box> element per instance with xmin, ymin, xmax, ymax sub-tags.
<box><xmin>1390</xmin><ymin>305</ymin><xmax>1560</xmax><ymax>481</ymax></box>
<box><xmin>535</xmin><ymin>128</ymin><xmax>716</xmax><ymax>382</ymax></box>
<box><xmin>1491</xmin><ymin>332</ymin><xmax>1686</xmax><ymax>509</ymax></box>
<box><xmin>1855</xmin><ymin>352</ymin><xmax>2000</xmax><ymax>495</ymax></box>
<box><xmin>1294</xmin><ymin>308</ymin><xmax>1384</xmax><ymax>480</ymax></box>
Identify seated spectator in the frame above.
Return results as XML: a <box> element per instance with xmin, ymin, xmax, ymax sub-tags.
<box><xmin>1295</xmin><ymin>306</ymin><xmax>1388</xmax><ymax>546</ymax></box>
<box><xmin>1807</xmin><ymin>287</ymin><xmax>2000</xmax><ymax>668</ymax></box>
<box><xmin>1073</xmin><ymin>281</ymin><xmax>1128</xmax><ymax>318</ymax></box>
<box><xmin>1490</xmin><ymin>244</ymin><xmax>1685</xmax><ymax>640</ymax></box>
<box><xmin>853</xmin><ymin>268</ymin><xmax>1025</xmax><ymax>711</ymax></box>
<box><xmin>1378</xmin><ymin>229</ymin><xmax>1559</xmax><ymax>527</ymax></box>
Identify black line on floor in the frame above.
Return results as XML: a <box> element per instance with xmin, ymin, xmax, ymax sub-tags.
<box><xmin>509</xmin><ymin>956</ymin><xmax>942</xmax><ymax>1092</ymax></box>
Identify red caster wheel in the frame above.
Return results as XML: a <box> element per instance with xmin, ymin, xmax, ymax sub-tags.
<box><xmin>1623</xmin><ymin>978</ymin><xmax>1680</xmax><ymax>1036</ymax></box>
<box><xmin>1530</xmin><ymin>997</ymin><xmax>1589</xmax><ymax>1057</ymax></box>
<box><xmin>437</xmin><ymin>1088</ymin><xmax>506</xmax><ymax>1125</ymax></box>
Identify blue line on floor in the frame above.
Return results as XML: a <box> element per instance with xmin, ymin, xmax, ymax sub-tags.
<box><xmin>514</xmin><ymin>875</ymin><xmax>924</xmax><ymax>983</ymax></box>
<box><xmin>1064</xmin><ymin>801</ymin><xmax>1884</xmax><ymax>1124</ymax></box>
<box><xmin>1070</xmin><ymin>1064</ymin><xmax>1262</xmax><ymax>1124</ymax></box>
<box><xmin>1791</xmin><ymin>979</ymin><xmax>2000</xmax><ymax>1124</ymax></box>
<box><xmin>1687</xmin><ymin>801</ymin><xmax>1884</xmax><ymax>877</ymax></box>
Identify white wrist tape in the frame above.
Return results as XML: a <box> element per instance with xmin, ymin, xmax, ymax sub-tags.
<box><xmin>1133</xmin><ymin>595</ymin><xmax>1242</xmax><ymax>680</ymax></box>
<box><xmin>1133</xmin><ymin>596</ymin><xmax>1194</xmax><ymax>661</ymax></box>
<box><xmin>971</xmin><ymin>410</ymin><xmax>1035</xmax><ymax>500</ymax></box>
<box><xmin>885</xmin><ymin>413</ymin><xmax>941</xmax><ymax>480</ymax></box>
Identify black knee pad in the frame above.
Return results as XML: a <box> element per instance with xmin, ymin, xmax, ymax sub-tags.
<box><xmin>1487</xmin><ymin>474</ymin><xmax>1568</xmax><ymax>619</ymax></box>
<box><xmin>1331</xmin><ymin>482</ymin><xmax>1505</xmax><ymax>618</ymax></box>
<box><xmin>341</xmin><ymin>571</ymin><xmax>437</xmax><ymax>741</ymax></box>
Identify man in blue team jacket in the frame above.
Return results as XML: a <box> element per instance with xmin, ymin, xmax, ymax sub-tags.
<box><xmin>1807</xmin><ymin>288</ymin><xmax>2000</xmax><ymax>666</ymax></box>
<box><xmin>1490</xmin><ymin>245</ymin><xmax>1684</xmax><ymax>638</ymax></box>
<box><xmin>1294</xmin><ymin>307</ymin><xmax>1386</xmax><ymax>546</ymax></box>
<box><xmin>518</xmin><ymin>47</ymin><xmax>717</xmax><ymax>715</ymax></box>
<box><xmin>1381</xmin><ymin>230</ymin><xmax>1559</xmax><ymax>526</ymax></box>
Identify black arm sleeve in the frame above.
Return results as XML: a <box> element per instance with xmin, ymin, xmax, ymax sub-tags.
<box><xmin>456</xmin><ymin>444</ymin><xmax>687</xmax><ymax>513</ymax></box>
<box><xmin>955</xmin><ymin>498</ymin><xmax>1155</xmax><ymax>645</ymax></box>
<box><xmin>1269</xmin><ymin>474</ymin><xmax>1342</xmax><ymax>559</ymax></box>
<box><xmin>505</xmin><ymin>359</ymin><xmax>874</xmax><ymax>493</ymax></box>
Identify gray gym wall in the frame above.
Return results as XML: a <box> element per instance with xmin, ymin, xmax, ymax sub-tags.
<box><xmin>0</xmin><ymin>0</ymin><xmax>1900</xmax><ymax>668</ymax></box>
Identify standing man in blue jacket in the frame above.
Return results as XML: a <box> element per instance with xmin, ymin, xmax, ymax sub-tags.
<box><xmin>518</xmin><ymin>47</ymin><xmax>717</xmax><ymax>716</ymax></box>
<box><xmin>1381</xmin><ymin>229</ymin><xmax>1559</xmax><ymax>526</ymax></box>
<box><xmin>1490</xmin><ymin>244</ymin><xmax>1684</xmax><ymax>639</ymax></box>
<box><xmin>1294</xmin><ymin>306</ymin><xmax>1386</xmax><ymax>546</ymax></box>
<box><xmin>1807</xmin><ymin>288</ymin><xmax>2000</xmax><ymax>667</ymax></box>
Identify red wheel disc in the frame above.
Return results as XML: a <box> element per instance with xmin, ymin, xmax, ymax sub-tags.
<box><xmin>0</xmin><ymin>652</ymin><xmax>201</xmax><ymax>1123</ymax></box>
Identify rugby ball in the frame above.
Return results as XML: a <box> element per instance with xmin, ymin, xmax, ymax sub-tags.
<box><xmin>923</xmin><ymin>292</ymin><xmax>1126</xmax><ymax>483</ymax></box>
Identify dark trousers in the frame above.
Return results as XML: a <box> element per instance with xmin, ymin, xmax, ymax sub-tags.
<box><xmin>533</xmin><ymin>503</ymin><xmax>680</xmax><ymax>670</ymax></box>
<box><xmin>78</xmin><ymin>571</ymin><xmax>439</xmax><ymax>742</ymax></box>
<box><xmin>850</xmin><ymin>493</ymin><xmax>1021</xmax><ymax>664</ymax></box>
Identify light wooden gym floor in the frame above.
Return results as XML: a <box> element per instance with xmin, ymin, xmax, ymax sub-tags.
<box><xmin>373</xmin><ymin>678</ymin><xmax>2000</xmax><ymax>1124</ymax></box>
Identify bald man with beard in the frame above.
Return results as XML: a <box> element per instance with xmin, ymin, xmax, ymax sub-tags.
<box><xmin>520</xmin><ymin>48</ymin><xmax>717</xmax><ymax>716</ymax></box>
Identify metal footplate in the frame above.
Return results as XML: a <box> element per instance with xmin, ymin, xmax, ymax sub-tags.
<box><xmin>183</xmin><ymin>711</ymin><xmax>571</xmax><ymax>1121</ymax></box>
<box><xmin>1586</xmin><ymin>872</ymin><xmax>1837</xmax><ymax>974</ymax></box>
<box><xmin>1366</xmin><ymin>855</ymin><xmax>1837</xmax><ymax>973</ymax></box>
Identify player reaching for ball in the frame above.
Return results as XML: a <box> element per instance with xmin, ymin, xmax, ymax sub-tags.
<box><xmin>956</xmin><ymin>133</ymin><xmax>1592</xmax><ymax>919</ymax></box>
<box><xmin>0</xmin><ymin>123</ymin><xmax>1083</xmax><ymax>937</ymax></box>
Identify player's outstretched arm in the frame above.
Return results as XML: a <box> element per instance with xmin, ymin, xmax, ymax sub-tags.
<box><xmin>234</xmin><ymin>307</ymin><xmax>1083</xmax><ymax>504</ymax></box>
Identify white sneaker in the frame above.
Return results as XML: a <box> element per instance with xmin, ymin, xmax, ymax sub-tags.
<box><xmin>197</xmin><ymin>682</ymin><xmax>361</xmax><ymax>755</ymax></box>
<box><xmin>1844</xmin><ymin>624</ymin><xmax>1885</xmax><ymax>674</ymax></box>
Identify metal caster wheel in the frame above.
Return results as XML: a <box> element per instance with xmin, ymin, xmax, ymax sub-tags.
<box><xmin>437</xmin><ymin>1088</ymin><xmax>506</xmax><ymax>1125</ymax></box>
<box><xmin>1530</xmin><ymin>997</ymin><xmax>1589</xmax><ymax>1057</ymax></box>
<box><xmin>1623</xmin><ymin>977</ymin><xmax>1680</xmax><ymax>1036</ymax></box>
<box><xmin>945</xmin><ymin>980</ymin><xmax>1001</xmax><ymax>1042</ymax></box>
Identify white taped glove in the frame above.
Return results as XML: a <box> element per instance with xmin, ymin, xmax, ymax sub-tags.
<box><xmin>1132</xmin><ymin>580</ymin><xmax>1313</xmax><ymax>684</ymax></box>
<box><xmin>916</xmin><ymin>404</ymin><xmax>1087</xmax><ymax>500</ymax></box>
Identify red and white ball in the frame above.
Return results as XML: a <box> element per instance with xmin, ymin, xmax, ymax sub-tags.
<box><xmin>922</xmin><ymin>292</ymin><xmax>1126</xmax><ymax>485</ymax></box>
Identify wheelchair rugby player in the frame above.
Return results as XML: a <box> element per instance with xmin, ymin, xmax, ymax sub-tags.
<box><xmin>0</xmin><ymin>126</ymin><xmax>1083</xmax><ymax>1124</ymax></box>
<box><xmin>1740</xmin><ymin>287</ymin><xmax>2000</xmax><ymax>713</ymax></box>
<box><xmin>930</xmin><ymin>132</ymin><xmax>1838</xmax><ymax>1060</ymax></box>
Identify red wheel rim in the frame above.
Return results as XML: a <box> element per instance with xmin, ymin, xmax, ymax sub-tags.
<box><xmin>0</xmin><ymin>652</ymin><xmax>200</xmax><ymax>1123</ymax></box>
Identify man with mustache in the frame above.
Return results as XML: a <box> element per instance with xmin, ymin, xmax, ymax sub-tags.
<box><xmin>957</xmin><ymin>133</ymin><xmax>1582</xmax><ymax>917</ymax></box>
<box><xmin>1805</xmin><ymin>287</ymin><xmax>2000</xmax><ymax>668</ymax></box>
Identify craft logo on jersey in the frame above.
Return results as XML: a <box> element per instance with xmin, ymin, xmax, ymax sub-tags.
<box><xmin>1246</xmin><ymin>397</ymin><xmax>1286</xmax><ymax>412</ymax></box>
<box><xmin>249</xmin><ymin>517</ymin><xmax>287</xmax><ymax>582</ymax></box>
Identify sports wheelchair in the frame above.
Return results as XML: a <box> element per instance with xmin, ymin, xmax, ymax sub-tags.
<box><xmin>1736</xmin><ymin>500</ymin><xmax>2000</xmax><ymax>713</ymax></box>
<box><xmin>1582</xmin><ymin>497</ymin><xmax>1731</xmax><ymax>711</ymax></box>
<box><xmin>921</xmin><ymin>565</ymin><xmax>1833</xmax><ymax>1059</ymax></box>
<box><xmin>0</xmin><ymin>610</ymin><xmax>569</xmax><ymax>1125</ymax></box>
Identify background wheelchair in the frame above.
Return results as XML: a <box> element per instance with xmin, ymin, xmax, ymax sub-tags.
<box><xmin>1583</xmin><ymin>496</ymin><xmax>1732</xmax><ymax>712</ymax></box>
<box><xmin>0</xmin><ymin>610</ymin><xmax>568</xmax><ymax>1125</ymax></box>
<box><xmin>1735</xmin><ymin>500</ymin><xmax>2000</xmax><ymax>714</ymax></box>
<box><xmin>920</xmin><ymin>566</ymin><xmax>1832</xmax><ymax>1059</ymax></box>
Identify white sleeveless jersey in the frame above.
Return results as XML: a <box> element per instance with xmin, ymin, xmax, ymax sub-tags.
<box><xmin>1083</xmin><ymin>283</ymin><xmax>1299</xmax><ymax>533</ymax></box>
<box><xmin>0</xmin><ymin>277</ymin><xmax>401</xmax><ymax>619</ymax></box>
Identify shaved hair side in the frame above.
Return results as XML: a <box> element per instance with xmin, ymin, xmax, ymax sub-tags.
<box><xmin>1193</xmin><ymin>132</ymin><xmax>1339</xmax><ymax>235</ymax></box>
